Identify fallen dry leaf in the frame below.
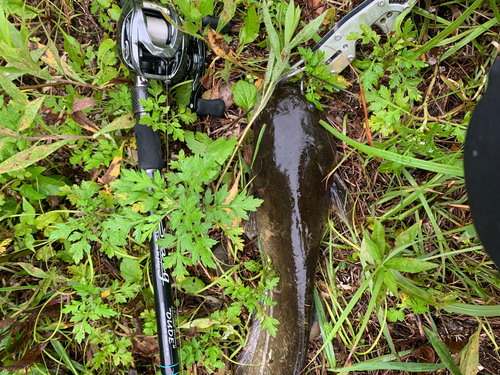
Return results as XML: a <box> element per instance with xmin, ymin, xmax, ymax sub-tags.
<box><xmin>223</xmin><ymin>171</ymin><xmax>241</xmax><ymax>228</ymax></box>
<box><xmin>72</xmin><ymin>97</ymin><xmax>97</xmax><ymax>112</ymax></box>
<box><xmin>132</xmin><ymin>337</ymin><xmax>159</xmax><ymax>357</ymax></box>
<box><xmin>444</xmin><ymin>336</ymin><xmax>467</xmax><ymax>354</ymax></box>
<box><xmin>0</xmin><ymin>317</ymin><xmax>15</xmax><ymax>330</ymax></box>
<box><xmin>207</xmin><ymin>29</ymin><xmax>233</xmax><ymax>60</ymax></box>
<box><xmin>202</xmin><ymin>82</ymin><xmax>235</xmax><ymax>109</ymax></box>
<box><xmin>0</xmin><ymin>238</ymin><xmax>12</xmax><ymax>255</ymax></box>
<box><xmin>98</xmin><ymin>155</ymin><xmax>123</xmax><ymax>185</ymax></box>
<box><xmin>0</xmin><ymin>342</ymin><xmax>48</xmax><ymax>372</ymax></box>
<box><xmin>100</xmin><ymin>77</ymin><xmax>132</xmax><ymax>88</ymax></box>
<box><xmin>307</xmin><ymin>0</ymin><xmax>327</xmax><ymax>18</ymax></box>
<box><xmin>201</xmin><ymin>59</ymin><xmax>217</xmax><ymax>89</ymax></box>
<box><xmin>206</xmin><ymin>29</ymin><xmax>251</xmax><ymax>73</ymax></box>
<box><xmin>219</xmin><ymin>82</ymin><xmax>235</xmax><ymax>109</ymax></box>
<box><xmin>224</xmin><ymin>171</ymin><xmax>241</xmax><ymax>206</ymax></box>
<box><xmin>202</xmin><ymin>85</ymin><xmax>221</xmax><ymax>100</ymax></box>
<box><xmin>42</xmin><ymin>106</ymin><xmax>66</xmax><ymax>126</ymax></box>
<box><xmin>411</xmin><ymin>346</ymin><xmax>435</xmax><ymax>363</ymax></box>
<box><xmin>200</xmin><ymin>72</ymin><xmax>213</xmax><ymax>89</ymax></box>
<box><xmin>243</xmin><ymin>144</ymin><xmax>253</xmax><ymax>166</ymax></box>
<box><xmin>254</xmin><ymin>78</ymin><xmax>264</xmax><ymax>91</ymax></box>
<box><xmin>70</xmin><ymin>111</ymin><xmax>100</xmax><ymax>133</ymax></box>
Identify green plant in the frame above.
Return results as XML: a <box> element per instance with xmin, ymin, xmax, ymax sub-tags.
<box><xmin>348</xmin><ymin>21</ymin><xmax>425</xmax><ymax>134</ymax></box>
<box><xmin>177</xmin><ymin>261</ymin><xmax>279</xmax><ymax>372</ymax></box>
<box><xmin>344</xmin><ymin>20</ymin><xmax>469</xmax><ymax>176</ymax></box>
<box><xmin>49</xmin><ymin>181</ymin><xmax>117</xmax><ymax>263</ymax></box>
<box><xmin>105</xmin><ymin>136</ymin><xmax>262</xmax><ymax>277</ymax></box>
<box><xmin>173</xmin><ymin>0</ymin><xmax>215</xmax><ymax>35</ymax></box>
<box><xmin>295</xmin><ymin>46</ymin><xmax>347</xmax><ymax>109</ymax></box>
<box><xmin>138</xmin><ymin>80</ymin><xmax>196</xmax><ymax>140</ymax></box>
<box><xmin>236</xmin><ymin>3</ymin><xmax>260</xmax><ymax>55</ymax></box>
<box><xmin>259</xmin><ymin>0</ymin><xmax>326</xmax><ymax>96</ymax></box>
<box><xmin>90</xmin><ymin>0</ymin><xmax>121</xmax><ymax>32</ymax></box>
<box><xmin>63</xmin><ymin>280</ymin><xmax>120</xmax><ymax>344</ymax></box>
<box><xmin>69</xmin><ymin>139</ymin><xmax>121</xmax><ymax>171</ymax></box>
<box><xmin>59</xmin><ymin>277</ymin><xmax>140</xmax><ymax>371</ymax></box>
<box><xmin>140</xmin><ymin>309</ymin><xmax>157</xmax><ymax>336</ymax></box>
<box><xmin>359</xmin><ymin>220</ymin><xmax>445</xmax><ymax>313</ymax></box>
<box><xmin>89</xmin><ymin>332</ymin><xmax>133</xmax><ymax>371</ymax></box>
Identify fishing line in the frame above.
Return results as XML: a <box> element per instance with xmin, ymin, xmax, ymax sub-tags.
<box><xmin>145</xmin><ymin>16</ymin><xmax>171</xmax><ymax>45</ymax></box>
<box><xmin>165</xmin><ymin>81</ymin><xmax>170</xmax><ymax>174</ymax></box>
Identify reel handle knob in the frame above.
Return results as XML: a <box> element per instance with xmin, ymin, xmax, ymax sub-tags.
<box><xmin>202</xmin><ymin>16</ymin><xmax>233</xmax><ymax>34</ymax></box>
<box><xmin>194</xmin><ymin>98</ymin><xmax>225</xmax><ymax>118</ymax></box>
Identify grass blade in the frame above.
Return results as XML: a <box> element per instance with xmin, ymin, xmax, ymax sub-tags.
<box><xmin>329</xmin><ymin>362</ymin><xmax>446</xmax><ymax>372</ymax></box>
<box><xmin>310</xmin><ymin>271</ymin><xmax>376</xmax><ymax>363</ymax></box>
<box><xmin>320</xmin><ymin>121</ymin><xmax>463</xmax><ymax>177</ymax></box>
<box><xmin>412</xmin><ymin>7</ymin><xmax>451</xmax><ymax>26</ymax></box>
<box><xmin>51</xmin><ymin>340</ymin><xmax>88</xmax><ymax>375</ymax></box>
<box><xmin>444</xmin><ymin>303</ymin><xmax>500</xmax><ymax>317</ymax></box>
<box><xmin>313</xmin><ymin>288</ymin><xmax>336</xmax><ymax>367</ymax></box>
<box><xmin>0</xmin><ymin>139</ymin><xmax>71</xmax><ymax>174</ymax></box>
<box><xmin>423</xmin><ymin>326</ymin><xmax>462</xmax><ymax>375</ymax></box>
<box><xmin>412</xmin><ymin>0</ymin><xmax>483</xmax><ymax>58</ymax></box>
<box><xmin>490</xmin><ymin>0</ymin><xmax>500</xmax><ymax>24</ymax></box>
<box><xmin>440</xmin><ymin>18</ymin><xmax>498</xmax><ymax>61</ymax></box>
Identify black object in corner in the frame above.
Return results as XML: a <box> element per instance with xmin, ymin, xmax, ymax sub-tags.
<box><xmin>464</xmin><ymin>59</ymin><xmax>500</xmax><ymax>268</ymax></box>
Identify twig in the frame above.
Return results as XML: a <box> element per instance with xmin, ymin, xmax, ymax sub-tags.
<box><xmin>210</xmin><ymin>108</ymin><xmax>253</xmax><ymax>135</ymax></box>
<box><xmin>4</xmin><ymin>134</ymin><xmax>132</xmax><ymax>141</ymax></box>
<box><xmin>350</xmin><ymin>65</ymin><xmax>373</xmax><ymax>147</ymax></box>
<box><xmin>418</xmin><ymin>64</ymin><xmax>439</xmax><ymax>131</ymax></box>
<box><xmin>0</xmin><ymin>79</ymin><xmax>120</xmax><ymax>96</ymax></box>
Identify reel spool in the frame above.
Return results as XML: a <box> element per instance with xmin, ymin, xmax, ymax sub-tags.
<box><xmin>117</xmin><ymin>0</ymin><xmax>193</xmax><ymax>82</ymax></box>
<box><xmin>145</xmin><ymin>16</ymin><xmax>171</xmax><ymax>46</ymax></box>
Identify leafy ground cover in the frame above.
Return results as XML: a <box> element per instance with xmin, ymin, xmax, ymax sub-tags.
<box><xmin>0</xmin><ymin>0</ymin><xmax>499</xmax><ymax>374</ymax></box>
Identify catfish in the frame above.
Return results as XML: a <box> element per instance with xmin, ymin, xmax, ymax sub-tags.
<box><xmin>236</xmin><ymin>87</ymin><xmax>347</xmax><ymax>374</ymax></box>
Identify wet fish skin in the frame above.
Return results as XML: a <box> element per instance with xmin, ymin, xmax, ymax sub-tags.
<box><xmin>236</xmin><ymin>87</ymin><xmax>345</xmax><ymax>375</ymax></box>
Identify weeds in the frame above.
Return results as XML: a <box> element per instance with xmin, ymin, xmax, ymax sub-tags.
<box><xmin>1</xmin><ymin>0</ymin><xmax>500</xmax><ymax>374</ymax></box>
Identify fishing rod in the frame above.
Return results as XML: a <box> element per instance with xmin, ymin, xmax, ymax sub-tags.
<box><xmin>116</xmin><ymin>1</ymin><xmax>228</xmax><ymax>373</ymax></box>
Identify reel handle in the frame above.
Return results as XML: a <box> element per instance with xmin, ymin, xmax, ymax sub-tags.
<box><xmin>131</xmin><ymin>82</ymin><xmax>163</xmax><ymax>171</ymax></box>
<box><xmin>194</xmin><ymin>98</ymin><xmax>226</xmax><ymax>118</ymax></box>
<box><xmin>202</xmin><ymin>16</ymin><xmax>232</xmax><ymax>34</ymax></box>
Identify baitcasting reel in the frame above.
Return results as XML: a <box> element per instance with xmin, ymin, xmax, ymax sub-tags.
<box><xmin>117</xmin><ymin>0</ymin><xmax>227</xmax><ymax>117</ymax></box>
